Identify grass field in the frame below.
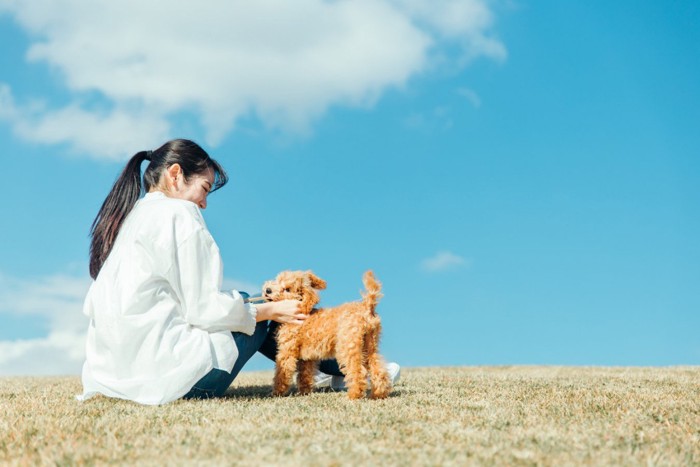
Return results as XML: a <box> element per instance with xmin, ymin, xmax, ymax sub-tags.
<box><xmin>1</xmin><ymin>366</ymin><xmax>698</xmax><ymax>465</ymax></box>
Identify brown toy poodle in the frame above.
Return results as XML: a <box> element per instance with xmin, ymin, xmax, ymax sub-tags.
<box><xmin>262</xmin><ymin>270</ymin><xmax>391</xmax><ymax>400</ymax></box>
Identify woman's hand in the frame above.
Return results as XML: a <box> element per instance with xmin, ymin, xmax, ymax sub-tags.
<box><xmin>255</xmin><ymin>300</ymin><xmax>307</xmax><ymax>325</ymax></box>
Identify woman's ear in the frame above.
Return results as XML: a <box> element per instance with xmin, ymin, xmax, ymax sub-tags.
<box><xmin>166</xmin><ymin>164</ymin><xmax>183</xmax><ymax>190</ymax></box>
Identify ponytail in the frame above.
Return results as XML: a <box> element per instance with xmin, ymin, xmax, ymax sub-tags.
<box><xmin>89</xmin><ymin>151</ymin><xmax>150</xmax><ymax>279</ymax></box>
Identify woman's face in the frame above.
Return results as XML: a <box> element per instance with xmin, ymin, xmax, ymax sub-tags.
<box><xmin>168</xmin><ymin>166</ymin><xmax>215</xmax><ymax>209</ymax></box>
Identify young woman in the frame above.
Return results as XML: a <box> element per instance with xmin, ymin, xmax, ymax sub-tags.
<box><xmin>79</xmin><ymin>139</ymin><xmax>308</xmax><ymax>405</ymax></box>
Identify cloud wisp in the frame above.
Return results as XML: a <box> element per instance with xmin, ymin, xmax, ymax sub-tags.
<box><xmin>0</xmin><ymin>0</ymin><xmax>505</xmax><ymax>159</ymax></box>
<box><xmin>421</xmin><ymin>250</ymin><xmax>469</xmax><ymax>273</ymax></box>
<box><xmin>457</xmin><ymin>87</ymin><xmax>482</xmax><ymax>108</ymax></box>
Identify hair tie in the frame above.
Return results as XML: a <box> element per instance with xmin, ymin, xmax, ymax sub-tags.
<box><xmin>145</xmin><ymin>150</ymin><xmax>153</xmax><ymax>161</ymax></box>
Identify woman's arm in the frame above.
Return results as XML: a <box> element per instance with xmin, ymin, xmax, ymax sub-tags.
<box><xmin>254</xmin><ymin>300</ymin><xmax>308</xmax><ymax>325</ymax></box>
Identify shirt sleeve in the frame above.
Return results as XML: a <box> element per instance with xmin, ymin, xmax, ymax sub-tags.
<box><xmin>173</xmin><ymin>226</ymin><xmax>257</xmax><ymax>335</ymax></box>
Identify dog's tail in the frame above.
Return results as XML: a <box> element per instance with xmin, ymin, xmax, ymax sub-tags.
<box><xmin>360</xmin><ymin>270</ymin><xmax>383</xmax><ymax>315</ymax></box>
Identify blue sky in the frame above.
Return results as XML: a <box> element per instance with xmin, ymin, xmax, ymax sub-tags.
<box><xmin>0</xmin><ymin>1</ymin><xmax>698</xmax><ymax>375</ymax></box>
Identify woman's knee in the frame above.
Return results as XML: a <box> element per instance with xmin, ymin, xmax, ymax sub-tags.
<box><xmin>253</xmin><ymin>320</ymin><xmax>269</xmax><ymax>345</ymax></box>
<box><xmin>232</xmin><ymin>321</ymin><xmax>269</xmax><ymax>359</ymax></box>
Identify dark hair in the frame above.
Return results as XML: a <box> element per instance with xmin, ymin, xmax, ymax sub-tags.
<box><xmin>89</xmin><ymin>139</ymin><xmax>228</xmax><ymax>279</ymax></box>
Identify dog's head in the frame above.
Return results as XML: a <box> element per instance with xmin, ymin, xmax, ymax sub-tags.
<box><xmin>262</xmin><ymin>270</ymin><xmax>327</xmax><ymax>313</ymax></box>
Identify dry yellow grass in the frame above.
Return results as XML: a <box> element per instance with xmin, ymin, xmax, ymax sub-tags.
<box><xmin>1</xmin><ymin>366</ymin><xmax>698</xmax><ymax>466</ymax></box>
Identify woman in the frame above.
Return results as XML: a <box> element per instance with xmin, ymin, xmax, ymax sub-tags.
<box><xmin>79</xmin><ymin>139</ymin><xmax>308</xmax><ymax>405</ymax></box>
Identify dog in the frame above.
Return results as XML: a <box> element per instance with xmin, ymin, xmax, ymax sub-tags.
<box><xmin>262</xmin><ymin>270</ymin><xmax>391</xmax><ymax>400</ymax></box>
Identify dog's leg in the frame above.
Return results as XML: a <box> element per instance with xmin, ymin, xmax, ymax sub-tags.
<box><xmin>338</xmin><ymin>332</ymin><xmax>369</xmax><ymax>399</ymax></box>
<box><xmin>365</xmin><ymin>325</ymin><xmax>391</xmax><ymax>399</ymax></box>
<box><xmin>296</xmin><ymin>360</ymin><xmax>317</xmax><ymax>395</ymax></box>
<box><xmin>273</xmin><ymin>356</ymin><xmax>297</xmax><ymax>396</ymax></box>
<box><xmin>273</xmin><ymin>339</ymin><xmax>299</xmax><ymax>396</ymax></box>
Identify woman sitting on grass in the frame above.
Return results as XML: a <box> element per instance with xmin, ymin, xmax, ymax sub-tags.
<box><xmin>79</xmin><ymin>138</ymin><xmax>398</xmax><ymax>405</ymax></box>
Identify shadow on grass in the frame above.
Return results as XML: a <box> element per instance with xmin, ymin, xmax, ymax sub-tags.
<box><xmin>224</xmin><ymin>385</ymin><xmax>273</xmax><ymax>399</ymax></box>
<box><xmin>223</xmin><ymin>385</ymin><xmax>405</xmax><ymax>400</ymax></box>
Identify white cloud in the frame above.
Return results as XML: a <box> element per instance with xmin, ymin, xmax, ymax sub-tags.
<box><xmin>0</xmin><ymin>272</ymin><xmax>91</xmax><ymax>375</ymax></box>
<box><xmin>391</xmin><ymin>0</ymin><xmax>507</xmax><ymax>63</ymax></box>
<box><xmin>421</xmin><ymin>250</ymin><xmax>469</xmax><ymax>272</ymax></box>
<box><xmin>0</xmin><ymin>84</ymin><xmax>170</xmax><ymax>160</ymax></box>
<box><xmin>0</xmin><ymin>270</ymin><xmax>259</xmax><ymax>375</ymax></box>
<box><xmin>0</xmin><ymin>0</ymin><xmax>505</xmax><ymax>159</ymax></box>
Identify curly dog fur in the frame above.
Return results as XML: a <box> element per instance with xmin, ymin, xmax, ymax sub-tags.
<box><xmin>262</xmin><ymin>270</ymin><xmax>391</xmax><ymax>400</ymax></box>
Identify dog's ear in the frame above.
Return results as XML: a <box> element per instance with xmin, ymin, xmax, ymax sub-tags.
<box><xmin>305</xmin><ymin>271</ymin><xmax>327</xmax><ymax>290</ymax></box>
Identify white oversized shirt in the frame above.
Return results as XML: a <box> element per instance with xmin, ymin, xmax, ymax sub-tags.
<box><xmin>80</xmin><ymin>191</ymin><xmax>257</xmax><ymax>405</ymax></box>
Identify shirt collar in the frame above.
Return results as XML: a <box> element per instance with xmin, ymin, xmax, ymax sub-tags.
<box><xmin>144</xmin><ymin>190</ymin><xmax>167</xmax><ymax>201</ymax></box>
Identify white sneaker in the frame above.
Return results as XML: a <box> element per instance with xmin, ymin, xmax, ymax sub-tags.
<box><xmin>386</xmin><ymin>362</ymin><xmax>401</xmax><ymax>384</ymax></box>
<box><xmin>330</xmin><ymin>362</ymin><xmax>401</xmax><ymax>391</ymax></box>
<box><xmin>313</xmin><ymin>371</ymin><xmax>333</xmax><ymax>389</ymax></box>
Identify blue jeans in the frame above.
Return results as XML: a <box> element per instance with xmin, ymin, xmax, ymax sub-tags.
<box><xmin>183</xmin><ymin>321</ymin><xmax>269</xmax><ymax>399</ymax></box>
<box><xmin>183</xmin><ymin>320</ymin><xmax>344</xmax><ymax>399</ymax></box>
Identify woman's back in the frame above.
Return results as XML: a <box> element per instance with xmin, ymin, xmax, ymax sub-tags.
<box><xmin>82</xmin><ymin>192</ymin><xmax>231</xmax><ymax>405</ymax></box>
